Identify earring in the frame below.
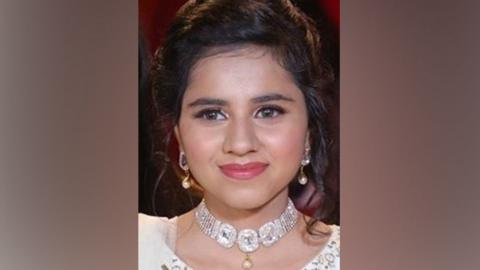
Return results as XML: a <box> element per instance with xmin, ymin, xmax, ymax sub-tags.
<box><xmin>179</xmin><ymin>151</ymin><xmax>191</xmax><ymax>189</ymax></box>
<box><xmin>298</xmin><ymin>149</ymin><xmax>311</xmax><ymax>185</ymax></box>
<box><xmin>182</xmin><ymin>170</ymin><xmax>192</xmax><ymax>189</ymax></box>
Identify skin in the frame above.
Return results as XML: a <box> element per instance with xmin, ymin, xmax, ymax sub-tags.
<box><xmin>174</xmin><ymin>46</ymin><xmax>330</xmax><ymax>270</ymax></box>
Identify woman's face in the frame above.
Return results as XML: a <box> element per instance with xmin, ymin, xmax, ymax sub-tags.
<box><xmin>175</xmin><ymin>46</ymin><xmax>309</xmax><ymax>210</ymax></box>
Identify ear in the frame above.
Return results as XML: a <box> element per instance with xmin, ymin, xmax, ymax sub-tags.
<box><xmin>174</xmin><ymin>125</ymin><xmax>184</xmax><ymax>152</ymax></box>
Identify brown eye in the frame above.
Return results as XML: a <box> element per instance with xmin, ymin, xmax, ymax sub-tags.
<box><xmin>195</xmin><ymin>109</ymin><xmax>227</xmax><ymax>121</ymax></box>
<box><xmin>255</xmin><ymin>106</ymin><xmax>285</xmax><ymax>118</ymax></box>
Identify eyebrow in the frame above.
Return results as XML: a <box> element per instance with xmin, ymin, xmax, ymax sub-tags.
<box><xmin>187</xmin><ymin>93</ymin><xmax>295</xmax><ymax>107</ymax></box>
<box><xmin>251</xmin><ymin>93</ymin><xmax>295</xmax><ymax>103</ymax></box>
<box><xmin>187</xmin><ymin>98</ymin><xmax>227</xmax><ymax>107</ymax></box>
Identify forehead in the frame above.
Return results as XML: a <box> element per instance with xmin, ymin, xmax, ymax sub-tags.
<box><xmin>185</xmin><ymin>46</ymin><xmax>301</xmax><ymax>100</ymax></box>
<box><xmin>189</xmin><ymin>46</ymin><xmax>280</xmax><ymax>79</ymax></box>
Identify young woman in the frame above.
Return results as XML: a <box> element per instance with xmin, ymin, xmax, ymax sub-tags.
<box><xmin>139</xmin><ymin>1</ymin><xmax>339</xmax><ymax>269</ymax></box>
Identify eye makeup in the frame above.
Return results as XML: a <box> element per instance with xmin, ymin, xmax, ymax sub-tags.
<box><xmin>193</xmin><ymin>108</ymin><xmax>228</xmax><ymax>121</ymax></box>
<box><xmin>254</xmin><ymin>105</ymin><xmax>287</xmax><ymax>118</ymax></box>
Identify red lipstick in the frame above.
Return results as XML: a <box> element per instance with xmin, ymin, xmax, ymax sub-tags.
<box><xmin>219</xmin><ymin>162</ymin><xmax>268</xmax><ymax>180</ymax></box>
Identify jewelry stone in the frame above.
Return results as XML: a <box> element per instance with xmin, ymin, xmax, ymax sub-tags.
<box><xmin>216</xmin><ymin>223</ymin><xmax>236</xmax><ymax>248</ymax></box>
<box><xmin>237</xmin><ymin>229</ymin><xmax>259</xmax><ymax>253</ymax></box>
<box><xmin>258</xmin><ymin>222</ymin><xmax>278</xmax><ymax>247</ymax></box>
<box><xmin>301</xmin><ymin>151</ymin><xmax>311</xmax><ymax>166</ymax></box>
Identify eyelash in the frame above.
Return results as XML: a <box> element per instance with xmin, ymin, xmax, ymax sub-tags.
<box><xmin>194</xmin><ymin>105</ymin><xmax>286</xmax><ymax>121</ymax></box>
<box><xmin>194</xmin><ymin>108</ymin><xmax>227</xmax><ymax>121</ymax></box>
<box><xmin>255</xmin><ymin>105</ymin><xmax>286</xmax><ymax>118</ymax></box>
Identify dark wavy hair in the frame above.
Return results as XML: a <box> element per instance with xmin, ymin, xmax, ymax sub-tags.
<box><xmin>150</xmin><ymin>0</ymin><xmax>335</xmax><ymax>232</ymax></box>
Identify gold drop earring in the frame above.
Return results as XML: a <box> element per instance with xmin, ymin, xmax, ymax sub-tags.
<box><xmin>298</xmin><ymin>148</ymin><xmax>311</xmax><ymax>185</ymax></box>
<box><xmin>179</xmin><ymin>151</ymin><xmax>191</xmax><ymax>189</ymax></box>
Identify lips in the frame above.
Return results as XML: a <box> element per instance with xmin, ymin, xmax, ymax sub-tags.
<box><xmin>219</xmin><ymin>162</ymin><xmax>268</xmax><ymax>180</ymax></box>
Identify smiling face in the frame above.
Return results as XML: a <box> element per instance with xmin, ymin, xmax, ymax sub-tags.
<box><xmin>175</xmin><ymin>46</ymin><xmax>309</xmax><ymax>211</ymax></box>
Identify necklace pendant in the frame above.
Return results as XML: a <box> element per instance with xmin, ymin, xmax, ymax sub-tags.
<box><xmin>241</xmin><ymin>254</ymin><xmax>253</xmax><ymax>269</ymax></box>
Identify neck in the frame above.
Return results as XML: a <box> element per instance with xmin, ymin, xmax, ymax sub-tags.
<box><xmin>201</xmin><ymin>189</ymin><xmax>291</xmax><ymax>229</ymax></box>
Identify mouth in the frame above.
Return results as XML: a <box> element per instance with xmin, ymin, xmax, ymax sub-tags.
<box><xmin>218</xmin><ymin>162</ymin><xmax>268</xmax><ymax>181</ymax></box>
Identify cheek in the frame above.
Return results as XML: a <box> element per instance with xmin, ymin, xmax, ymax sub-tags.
<box><xmin>260</xmin><ymin>128</ymin><xmax>305</xmax><ymax>160</ymax></box>
<box><xmin>256</xmin><ymin>119</ymin><xmax>308</xmax><ymax>164</ymax></box>
<box><xmin>179</xmin><ymin>122</ymin><xmax>223</xmax><ymax>165</ymax></box>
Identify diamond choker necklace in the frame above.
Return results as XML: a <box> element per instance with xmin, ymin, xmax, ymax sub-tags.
<box><xmin>195</xmin><ymin>198</ymin><xmax>298</xmax><ymax>269</ymax></box>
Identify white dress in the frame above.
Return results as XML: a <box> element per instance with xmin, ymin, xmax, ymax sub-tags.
<box><xmin>139</xmin><ymin>213</ymin><xmax>340</xmax><ymax>270</ymax></box>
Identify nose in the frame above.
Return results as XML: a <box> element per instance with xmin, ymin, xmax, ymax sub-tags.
<box><xmin>223</xmin><ymin>117</ymin><xmax>259</xmax><ymax>156</ymax></box>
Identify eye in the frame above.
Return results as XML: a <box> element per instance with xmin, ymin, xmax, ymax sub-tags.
<box><xmin>194</xmin><ymin>109</ymin><xmax>227</xmax><ymax>121</ymax></box>
<box><xmin>254</xmin><ymin>106</ymin><xmax>285</xmax><ymax>118</ymax></box>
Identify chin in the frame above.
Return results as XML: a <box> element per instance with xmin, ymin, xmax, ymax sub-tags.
<box><xmin>215</xmin><ymin>188</ymin><xmax>286</xmax><ymax>211</ymax></box>
<box><xmin>228</xmin><ymin>198</ymin><xmax>266</xmax><ymax>211</ymax></box>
